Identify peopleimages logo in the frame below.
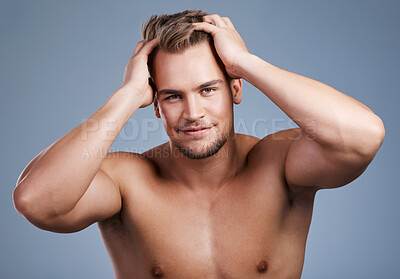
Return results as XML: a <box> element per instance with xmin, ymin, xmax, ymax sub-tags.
<box><xmin>80</xmin><ymin>117</ymin><xmax>318</xmax><ymax>142</ymax></box>
<box><xmin>80</xmin><ymin>117</ymin><xmax>318</xmax><ymax>159</ymax></box>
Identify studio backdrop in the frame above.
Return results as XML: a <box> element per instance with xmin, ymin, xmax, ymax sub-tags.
<box><xmin>1</xmin><ymin>0</ymin><xmax>398</xmax><ymax>278</ymax></box>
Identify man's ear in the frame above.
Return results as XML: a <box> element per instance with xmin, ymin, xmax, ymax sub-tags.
<box><xmin>230</xmin><ymin>78</ymin><xmax>242</xmax><ymax>104</ymax></box>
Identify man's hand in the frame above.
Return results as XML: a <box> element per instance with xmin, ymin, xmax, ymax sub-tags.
<box><xmin>122</xmin><ymin>38</ymin><xmax>159</xmax><ymax>108</ymax></box>
<box><xmin>192</xmin><ymin>14</ymin><xmax>249</xmax><ymax>79</ymax></box>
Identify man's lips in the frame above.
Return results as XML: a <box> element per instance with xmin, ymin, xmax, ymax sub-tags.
<box><xmin>179</xmin><ymin>126</ymin><xmax>213</xmax><ymax>136</ymax></box>
<box><xmin>180</xmin><ymin>126</ymin><xmax>212</xmax><ymax>132</ymax></box>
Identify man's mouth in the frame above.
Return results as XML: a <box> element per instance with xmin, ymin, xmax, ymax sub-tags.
<box><xmin>179</xmin><ymin>126</ymin><xmax>213</xmax><ymax>136</ymax></box>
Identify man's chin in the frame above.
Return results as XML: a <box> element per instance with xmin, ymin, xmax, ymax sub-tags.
<box><xmin>172</xmin><ymin>138</ymin><xmax>228</xmax><ymax>160</ymax></box>
<box><xmin>176</xmin><ymin>147</ymin><xmax>219</xmax><ymax>160</ymax></box>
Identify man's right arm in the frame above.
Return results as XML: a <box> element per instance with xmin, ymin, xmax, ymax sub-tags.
<box><xmin>12</xmin><ymin>38</ymin><xmax>159</xmax><ymax>233</ymax></box>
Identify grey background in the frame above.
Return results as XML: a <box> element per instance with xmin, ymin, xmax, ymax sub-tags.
<box><xmin>1</xmin><ymin>0</ymin><xmax>398</xmax><ymax>278</ymax></box>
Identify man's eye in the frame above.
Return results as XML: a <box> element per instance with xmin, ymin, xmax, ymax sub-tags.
<box><xmin>202</xmin><ymin>88</ymin><xmax>215</xmax><ymax>94</ymax></box>
<box><xmin>166</xmin><ymin>94</ymin><xmax>181</xmax><ymax>100</ymax></box>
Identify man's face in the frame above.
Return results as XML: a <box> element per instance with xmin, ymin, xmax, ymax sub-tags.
<box><xmin>151</xmin><ymin>42</ymin><xmax>242</xmax><ymax>159</ymax></box>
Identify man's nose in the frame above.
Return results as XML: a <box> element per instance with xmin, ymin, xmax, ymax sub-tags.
<box><xmin>183</xmin><ymin>94</ymin><xmax>205</xmax><ymax>121</ymax></box>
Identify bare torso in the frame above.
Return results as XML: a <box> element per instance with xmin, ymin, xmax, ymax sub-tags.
<box><xmin>97</xmin><ymin>132</ymin><xmax>318</xmax><ymax>279</ymax></box>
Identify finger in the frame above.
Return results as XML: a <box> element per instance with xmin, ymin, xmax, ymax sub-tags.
<box><xmin>222</xmin><ymin>17</ymin><xmax>235</xmax><ymax>29</ymax></box>
<box><xmin>192</xmin><ymin>22</ymin><xmax>218</xmax><ymax>35</ymax></box>
<box><xmin>132</xmin><ymin>40</ymin><xmax>146</xmax><ymax>56</ymax></box>
<box><xmin>137</xmin><ymin>37</ymin><xmax>159</xmax><ymax>56</ymax></box>
<box><xmin>203</xmin><ymin>14</ymin><xmax>228</xmax><ymax>28</ymax></box>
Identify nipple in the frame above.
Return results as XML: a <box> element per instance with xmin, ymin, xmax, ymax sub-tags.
<box><xmin>151</xmin><ymin>266</ymin><xmax>164</xmax><ymax>278</ymax></box>
<box><xmin>256</xmin><ymin>260</ymin><xmax>268</xmax><ymax>273</ymax></box>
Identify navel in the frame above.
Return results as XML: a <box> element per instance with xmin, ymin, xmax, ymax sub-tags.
<box><xmin>151</xmin><ymin>266</ymin><xmax>164</xmax><ymax>278</ymax></box>
<box><xmin>256</xmin><ymin>260</ymin><xmax>268</xmax><ymax>273</ymax></box>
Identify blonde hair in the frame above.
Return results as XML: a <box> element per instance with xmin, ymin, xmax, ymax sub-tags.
<box><xmin>141</xmin><ymin>9</ymin><xmax>231</xmax><ymax>83</ymax></box>
<box><xmin>141</xmin><ymin>9</ymin><xmax>211</xmax><ymax>53</ymax></box>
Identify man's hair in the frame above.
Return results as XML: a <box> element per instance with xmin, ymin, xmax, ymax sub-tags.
<box><xmin>141</xmin><ymin>9</ymin><xmax>229</xmax><ymax>83</ymax></box>
<box><xmin>142</xmin><ymin>9</ymin><xmax>211</xmax><ymax>53</ymax></box>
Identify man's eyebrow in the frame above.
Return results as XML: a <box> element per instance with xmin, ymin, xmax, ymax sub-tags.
<box><xmin>195</xmin><ymin>79</ymin><xmax>224</xmax><ymax>90</ymax></box>
<box><xmin>158</xmin><ymin>79</ymin><xmax>224</xmax><ymax>95</ymax></box>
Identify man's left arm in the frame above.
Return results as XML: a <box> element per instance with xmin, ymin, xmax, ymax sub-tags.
<box><xmin>238</xmin><ymin>52</ymin><xmax>385</xmax><ymax>190</ymax></box>
<box><xmin>194</xmin><ymin>14</ymin><xmax>385</xmax><ymax>190</ymax></box>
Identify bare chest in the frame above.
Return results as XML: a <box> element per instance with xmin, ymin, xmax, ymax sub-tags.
<box><xmin>99</xmin><ymin>174</ymin><xmax>313</xmax><ymax>278</ymax></box>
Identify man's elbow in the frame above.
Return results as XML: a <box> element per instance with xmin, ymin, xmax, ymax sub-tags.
<box><xmin>13</xmin><ymin>184</ymin><xmax>58</xmax><ymax>230</ymax></box>
<box><xmin>13</xmin><ymin>186</ymin><xmax>29</xmax><ymax>216</ymax></box>
<box><xmin>353</xmin><ymin>115</ymin><xmax>385</xmax><ymax>161</ymax></box>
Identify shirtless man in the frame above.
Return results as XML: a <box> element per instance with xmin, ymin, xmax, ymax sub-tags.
<box><xmin>13</xmin><ymin>10</ymin><xmax>385</xmax><ymax>279</ymax></box>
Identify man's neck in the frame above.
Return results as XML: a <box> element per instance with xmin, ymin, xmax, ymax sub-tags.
<box><xmin>166</xmin><ymin>133</ymin><xmax>243</xmax><ymax>193</ymax></box>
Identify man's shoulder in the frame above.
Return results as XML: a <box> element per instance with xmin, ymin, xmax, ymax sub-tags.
<box><xmin>100</xmin><ymin>149</ymin><xmax>163</xmax><ymax>184</ymax></box>
<box><xmin>102</xmin><ymin>150</ymin><xmax>151</xmax><ymax>167</ymax></box>
<box><xmin>246</xmin><ymin>128</ymin><xmax>302</xmax><ymax>164</ymax></box>
<box><xmin>246</xmin><ymin>129</ymin><xmax>318</xmax><ymax>201</ymax></box>
<box><xmin>251</xmin><ymin>128</ymin><xmax>301</xmax><ymax>149</ymax></box>
<box><xmin>103</xmin><ymin>141</ymin><xmax>169</xmax><ymax>165</ymax></box>
<box><xmin>235</xmin><ymin>133</ymin><xmax>260</xmax><ymax>151</ymax></box>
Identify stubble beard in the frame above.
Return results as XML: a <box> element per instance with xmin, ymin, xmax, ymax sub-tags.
<box><xmin>172</xmin><ymin>128</ymin><xmax>229</xmax><ymax>159</ymax></box>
